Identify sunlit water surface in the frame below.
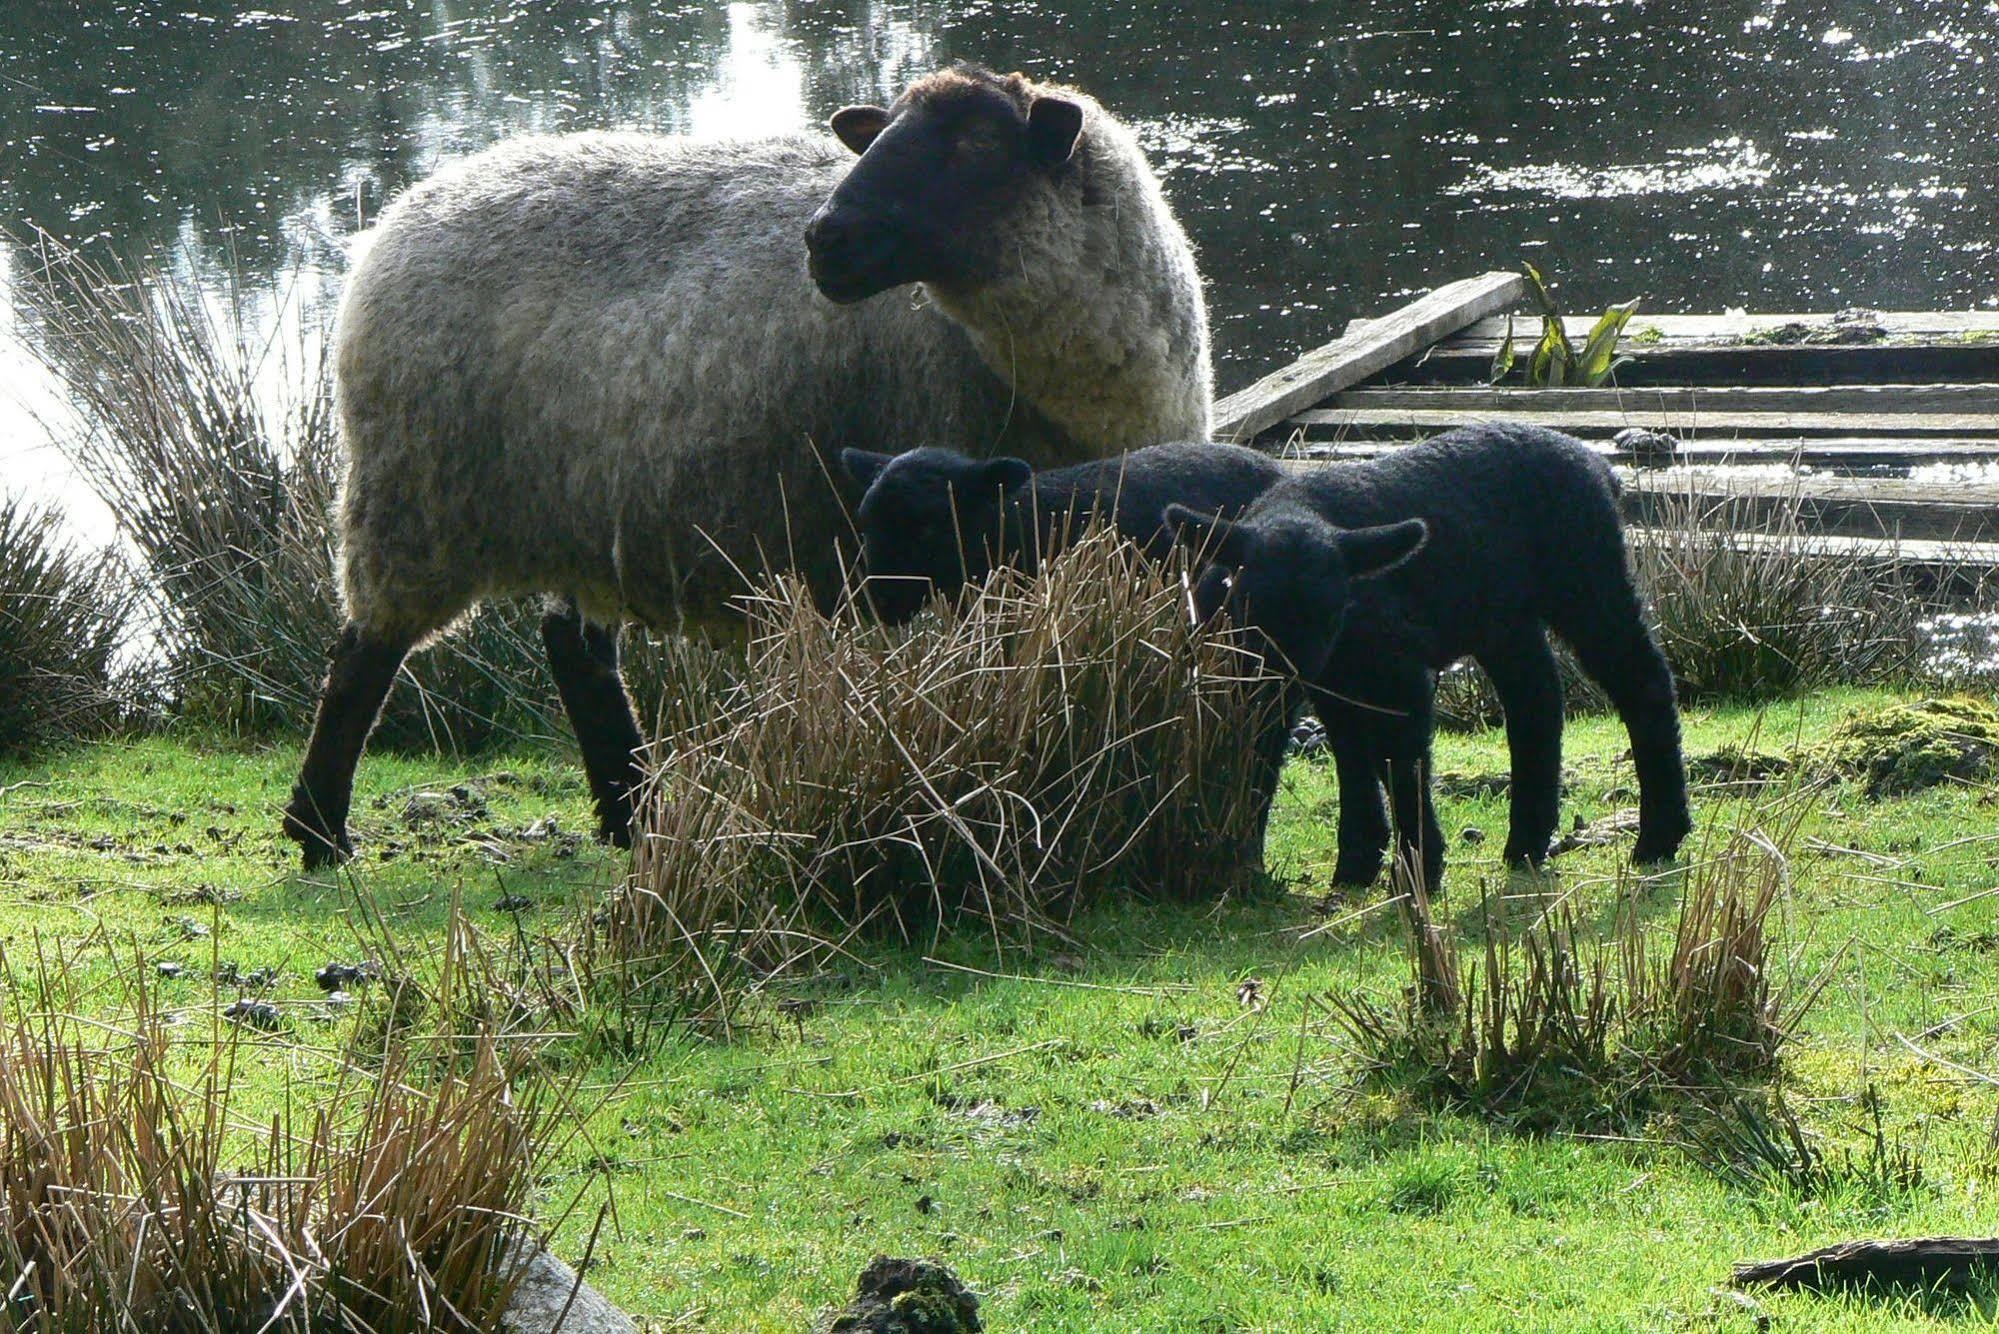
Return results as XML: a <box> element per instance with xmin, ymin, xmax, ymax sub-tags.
<box><xmin>5</xmin><ymin>1</ymin><xmax>1999</xmax><ymax>536</ymax></box>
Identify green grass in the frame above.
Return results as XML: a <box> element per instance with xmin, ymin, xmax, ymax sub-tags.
<box><xmin>5</xmin><ymin>688</ymin><xmax>1999</xmax><ymax>1330</ymax></box>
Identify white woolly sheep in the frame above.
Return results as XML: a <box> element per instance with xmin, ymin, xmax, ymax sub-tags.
<box><xmin>285</xmin><ymin>64</ymin><xmax>1213</xmax><ymax>867</ymax></box>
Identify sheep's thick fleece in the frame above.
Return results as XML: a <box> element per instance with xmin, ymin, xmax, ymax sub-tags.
<box><xmin>332</xmin><ymin>109</ymin><xmax>1209</xmax><ymax>642</ymax></box>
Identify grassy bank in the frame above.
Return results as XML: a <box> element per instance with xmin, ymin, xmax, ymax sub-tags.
<box><xmin>4</xmin><ymin>688</ymin><xmax>1999</xmax><ymax>1329</ymax></box>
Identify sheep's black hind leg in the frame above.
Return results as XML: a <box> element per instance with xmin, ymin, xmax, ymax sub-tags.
<box><xmin>542</xmin><ymin>602</ymin><xmax>646</xmax><ymax>847</ymax></box>
<box><xmin>1320</xmin><ymin>698</ymin><xmax>1390</xmax><ymax>886</ymax></box>
<box><xmin>285</xmin><ymin>623</ymin><xmax>410</xmax><ymax>870</ymax></box>
<box><xmin>1563</xmin><ymin>621</ymin><xmax>1692</xmax><ymax>865</ymax></box>
<box><xmin>1479</xmin><ymin>632</ymin><xmax>1566</xmax><ymax>869</ymax></box>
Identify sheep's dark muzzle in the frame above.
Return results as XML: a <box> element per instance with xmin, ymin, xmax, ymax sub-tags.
<box><xmin>805</xmin><ymin>209</ymin><xmax>905</xmax><ymax>304</ymax></box>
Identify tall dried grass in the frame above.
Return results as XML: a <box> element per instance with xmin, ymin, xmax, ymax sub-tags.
<box><xmin>0</xmin><ymin>496</ymin><xmax>133</xmax><ymax>756</ymax></box>
<box><xmin>12</xmin><ymin>235</ymin><xmax>573</xmax><ymax>750</ymax></box>
<box><xmin>0</xmin><ymin>942</ymin><xmax>570</xmax><ymax>1331</ymax></box>
<box><xmin>600</xmin><ymin>529</ymin><xmax>1284</xmax><ymax>1017</ymax></box>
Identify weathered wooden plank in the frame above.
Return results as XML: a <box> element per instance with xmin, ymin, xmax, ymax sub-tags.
<box><xmin>1624</xmin><ymin>472</ymin><xmax>1999</xmax><ymax>544</ymax></box>
<box><xmin>1631</xmin><ymin>529</ymin><xmax>1999</xmax><ymax>572</ymax></box>
<box><xmin>1284</xmin><ymin>437</ymin><xmax>1999</xmax><ymax>468</ymax></box>
<box><xmin>1214</xmin><ymin>271</ymin><xmax>1529</xmax><ymax>443</ymax></box>
<box><xmin>1449</xmin><ymin>311</ymin><xmax>1999</xmax><ymax>344</ymax></box>
<box><xmin>1331</xmin><ymin>385</ymin><xmax>1999</xmax><ymax>415</ymax></box>
<box><xmin>1382</xmin><ymin>341</ymin><xmax>1999</xmax><ymax>389</ymax></box>
<box><xmin>1280</xmin><ymin>458</ymin><xmax>1999</xmax><ymax>544</ymax></box>
<box><xmin>1285</xmin><ymin>407</ymin><xmax>1999</xmax><ymax>438</ymax></box>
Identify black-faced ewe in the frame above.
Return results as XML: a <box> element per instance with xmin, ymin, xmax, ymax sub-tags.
<box><xmin>1170</xmin><ymin>423</ymin><xmax>1692</xmax><ymax>891</ymax></box>
<box><xmin>841</xmin><ymin>442</ymin><xmax>1284</xmax><ymax>623</ymax></box>
<box><xmin>284</xmin><ymin>64</ymin><xmax>1213</xmax><ymax>868</ymax></box>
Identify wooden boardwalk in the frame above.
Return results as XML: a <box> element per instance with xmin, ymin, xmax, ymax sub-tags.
<box><xmin>1220</xmin><ymin>272</ymin><xmax>1999</xmax><ymax>569</ymax></box>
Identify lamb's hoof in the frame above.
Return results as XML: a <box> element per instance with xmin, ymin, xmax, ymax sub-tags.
<box><xmin>284</xmin><ymin>790</ymin><xmax>352</xmax><ymax>870</ymax></box>
<box><xmin>1632</xmin><ymin>814</ymin><xmax>1693</xmax><ymax>867</ymax></box>
<box><xmin>1631</xmin><ymin>838</ymin><xmax>1685</xmax><ymax>867</ymax></box>
<box><xmin>1331</xmin><ymin>865</ymin><xmax>1381</xmax><ymax>890</ymax></box>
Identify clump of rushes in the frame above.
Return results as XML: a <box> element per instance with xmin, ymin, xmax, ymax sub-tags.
<box><xmin>13</xmin><ymin>233</ymin><xmax>571</xmax><ymax>750</ymax></box>
<box><xmin>1631</xmin><ymin>487</ymin><xmax>1937</xmax><ymax>702</ymax></box>
<box><xmin>1333</xmin><ymin>815</ymin><xmax>1814</xmax><ymax>1129</ymax></box>
<box><xmin>0</xmin><ymin>495</ymin><xmax>133</xmax><ymax>756</ymax></box>
<box><xmin>602</xmin><ymin>527</ymin><xmax>1282</xmax><ymax>1023</ymax></box>
<box><xmin>0</xmin><ymin>940</ymin><xmax>571</xmax><ymax>1331</ymax></box>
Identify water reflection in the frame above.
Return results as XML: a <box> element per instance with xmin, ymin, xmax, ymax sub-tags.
<box><xmin>5</xmin><ymin>0</ymin><xmax>1999</xmax><ymax>526</ymax></box>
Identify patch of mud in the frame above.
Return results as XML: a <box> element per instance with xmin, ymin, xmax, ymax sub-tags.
<box><xmin>1687</xmin><ymin>745</ymin><xmax>1794</xmax><ymax>787</ymax></box>
<box><xmin>1549</xmin><ymin>809</ymin><xmax>1642</xmax><ymax>856</ymax></box>
<box><xmin>818</xmin><ymin>1256</ymin><xmax>982</xmax><ymax>1334</ymax></box>
<box><xmin>1814</xmin><ymin>697</ymin><xmax>1999</xmax><ymax>798</ymax></box>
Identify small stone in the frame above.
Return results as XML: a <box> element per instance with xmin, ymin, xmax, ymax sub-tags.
<box><xmin>156</xmin><ymin>961</ymin><xmax>186</xmax><ymax>979</ymax></box>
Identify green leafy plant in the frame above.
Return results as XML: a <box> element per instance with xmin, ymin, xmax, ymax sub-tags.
<box><xmin>1491</xmin><ymin>263</ymin><xmax>1639</xmax><ymax>388</ymax></box>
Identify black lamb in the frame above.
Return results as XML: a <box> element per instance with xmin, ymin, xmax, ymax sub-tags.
<box><xmin>840</xmin><ymin>441</ymin><xmax>1286</xmax><ymax>624</ymax></box>
<box><xmin>1168</xmin><ymin>422</ymin><xmax>1692</xmax><ymax>891</ymax></box>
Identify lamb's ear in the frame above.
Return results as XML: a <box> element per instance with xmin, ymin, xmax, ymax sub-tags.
<box><xmin>980</xmin><ymin>456</ymin><xmax>1033</xmax><ymax>494</ymax></box>
<box><xmin>841</xmin><ymin>448</ymin><xmax>895</xmax><ymax>490</ymax></box>
<box><xmin>1025</xmin><ymin>95</ymin><xmax>1084</xmax><ymax>166</ymax></box>
<box><xmin>1165</xmin><ymin>503</ymin><xmax>1251</xmax><ymax>567</ymax></box>
<box><xmin>830</xmin><ymin>105</ymin><xmax>891</xmax><ymax>155</ymax></box>
<box><xmin>1338</xmin><ymin>518</ymin><xmax>1428</xmax><ymax>580</ymax></box>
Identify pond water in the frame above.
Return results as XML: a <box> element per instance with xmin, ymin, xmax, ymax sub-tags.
<box><xmin>5</xmin><ymin>0</ymin><xmax>1999</xmax><ymax>527</ymax></box>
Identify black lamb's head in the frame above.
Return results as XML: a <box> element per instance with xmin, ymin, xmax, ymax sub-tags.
<box><xmin>844</xmin><ymin>446</ymin><xmax>1033</xmax><ymax>624</ymax></box>
<box><xmin>1167</xmin><ymin>502</ymin><xmax>1428</xmax><ymax>680</ymax></box>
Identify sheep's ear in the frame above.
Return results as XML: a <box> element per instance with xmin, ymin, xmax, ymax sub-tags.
<box><xmin>1166</xmin><ymin>503</ymin><xmax>1251</xmax><ymax>567</ymax></box>
<box><xmin>1338</xmin><ymin>519</ymin><xmax>1428</xmax><ymax>580</ymax></box>
<box><xmin>830</xmin><ymin>106</ymin><xmax>891</xmax><ymax>155</ymax></box>
<box><xmin>980</xmin><ymin>457</ymin><xmax>1033</xmax><ymax>494</ymax></box>
<box><xmin>841</xmin><ymin>448</ymin><xmax>895</xmax><ymax>490</ymax></box>
<box><xmin>1025</xmin><ymin>95</ymin><xmax>1084</xmax><ymax>166</ymax></box>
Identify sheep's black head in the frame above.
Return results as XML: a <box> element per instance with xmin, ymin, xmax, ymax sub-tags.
<box><xmin>806</xmin><ymin>66</ymin><xmax>1086</xmax><ymax>305</ymax></box>
<box><xmin>844</xmin><ymin>446</ymin><xmax>1033</xmax><ymax>623</ymax></box>
<box><xmin>1166</xmin><ymin>503</ymin><xmax>1428</xmax><ymax>681</ymax></box>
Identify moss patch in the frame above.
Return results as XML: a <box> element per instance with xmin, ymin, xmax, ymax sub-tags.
<box><xmin>1813</xmin><ymin>696</ymin><xmax>1999</xmax><ymax>797</ymax></box>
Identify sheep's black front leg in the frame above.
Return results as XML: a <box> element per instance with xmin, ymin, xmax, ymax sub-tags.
<box><xmin>1319</xmin><ymin>698</ymin><xmax>1390</xmax><ymax>887</ymax></box>
<box><xmin>1373</xmin><ymin>670</ymin><xmax>1444</xmax><ymax>894</ymax></box>
<box><xmin>541</xmin><ymin>602</ymin><xmax>647</xmax><ymax>847</ymax></box>
<box><xmin>285</xmin><ymin>623</ymin><xmax>410</xmax><ymax>869</ymax></box>
<box><xmin>1479</xmin><ymin>633</ymin><xmax>1565</xmax><ymax>869</ymax></box>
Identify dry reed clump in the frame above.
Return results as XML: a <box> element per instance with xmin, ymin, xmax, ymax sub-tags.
<box><xmin>0</xmin><ymin>946</ymin><xmax>567</xmax><ymax>1332</ymax></box>
<box><xmin>1630</xmin><ymin>488</ymin><xmax>1936</xmax><ymax>703</ymax></box>
<box><xmin>11</xmin><ymin>234</ymin><xmax>576</xmax><ymax>750</ymax></box>
<box><xmin>1333</xmin><ymin>825</ymin><xmax>1812</xmax><ymax>1126</ymax></box>
<box><xmin>0</xmin><ymin>496</ymin><xmax>134</xmax><ymax>756</ymax></box>
<box><xmin>603</xmin><ymin>528</ymin><xmax>1283</xmax><ymax>1004</ymax></box>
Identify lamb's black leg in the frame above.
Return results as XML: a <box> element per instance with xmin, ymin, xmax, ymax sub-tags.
<box><xmin>542</xmin><ymin>601</ymin><xmax>646</xmax><ymax>846</ymax></box>
<box><xmin>1479</xmin><ymin>632</ymin><xmax>1566</xmax><ymax>869</ymax></box>
<box><xmin>1374</xmin><ymin>671</ymin><xmax>1444</xmax><ymax>893</ymax></box>
<box><xmin>285</xmin><ymin>623</ymin><xmax>410</xmax><ymax>870</ymax></box>
<box><xmin>1319</xmin><ymin>697</ymin><xmax>1390</xmax><ymax>886</ymax></box>
<box><xmin>1565</xmin><ymin>624</ymin><xmax>1692</xmax><ymax>865</ymax></box>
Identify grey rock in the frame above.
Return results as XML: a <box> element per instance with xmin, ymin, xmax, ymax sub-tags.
<box><xmin>499</xmin><ymin>1244</ymin><xmax>638</xmax><ymax>1334</ymax></box>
